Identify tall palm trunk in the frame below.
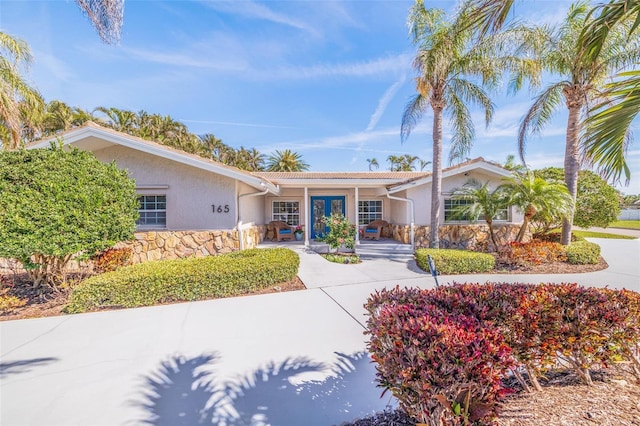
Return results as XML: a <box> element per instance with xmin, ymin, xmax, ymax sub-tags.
<box><xmin>516</xmin><ymin>204</ymin><xmax>536</xmax><ymax>242</ymax></box>
<box><xmin>485</xmin><ymin>216</ymin><xmax>499</xmax><ymax>250</ymax></box>
<box><xmin>430</xmin><ymin>101</ymin><xmax>444</xmax><ymax>248</ymax></box>
<box><xmin>561</xmin><ymin>88</ymin><xmax>583</xmax><ymax>245</ymax></box>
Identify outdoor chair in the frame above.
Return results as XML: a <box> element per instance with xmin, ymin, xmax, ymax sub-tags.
<box><xmin>268</xmin><ymin>221</ymin><xmax>294</xmax><ymax>241</ymax></box>
<box><xmin>363</xmin><ymin>220</ymin><xmax>389</xmax><ymax>240</ymax></box>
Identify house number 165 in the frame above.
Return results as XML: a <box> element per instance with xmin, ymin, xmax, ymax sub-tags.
<box><xmin>212</xmin><ymin>204</ymin><xmax>230</xmax><ymax>213</ymax></box>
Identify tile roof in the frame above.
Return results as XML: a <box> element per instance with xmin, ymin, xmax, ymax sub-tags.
<box><xmin>253</xmin><ymin>171</ymin><xmax>430</xmax><ymax>180</ymax></box>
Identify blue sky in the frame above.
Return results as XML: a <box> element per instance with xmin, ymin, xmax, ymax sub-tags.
<box><xmin>1</xmin><ymin>0</ymin><xmax>638</xmax><ymax>194</ymax></box>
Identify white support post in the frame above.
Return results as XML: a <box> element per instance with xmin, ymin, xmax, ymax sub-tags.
<box><xmin>304</xmin><ymin>187</ymin><xmax>309</xmax><ymax>246</ymax></box>
<box><xmin>355</xmin><ymin>186</ymin><xmax>360</xmax><ymax>246</ymax></box>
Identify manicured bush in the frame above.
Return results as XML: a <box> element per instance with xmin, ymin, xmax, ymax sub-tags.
<box><xmin>66</xmin><ymin>248</ymin><xmax>299</xmax><ymax>313</ymax></box>
<box><xmin>320</xmin><ymin>253</ymin><xmax>360</xmax><ymax>264</ymax></box>
<box><xmin>565</xmin><ymin>241</ymin><xmax>600</xmax><ymax>265</ymax></box>
<box><xmin>0</xmin><ymin>146</ymin><xmax>138</xmax><ymax>287</ymax></box>
<box><xmin>318</xmin><ymin>213</ymin><xmax>357</xmax><ymax>253</ymax></box>
<box><xmin>365</xmin><ymin>287</ymin><xmax>514</xmax><ymax>425</ymax></box>
<box><xmin>414</xmin><ymin>248</ymin><xmax>495</xmax><ymax>275</ymax></box>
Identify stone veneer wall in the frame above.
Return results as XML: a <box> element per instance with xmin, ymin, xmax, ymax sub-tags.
<box><xmin>120</xmin><ymin>225</ymin><xmax>267</xmax><ymax>264</ymax></box>
<box><xmin>390</xmin><ymin>223</ymin><xmax>528</xmax><ymax>250</ymax></box>
<box><xmin>1</xmin><ymin>226</ymin><xmax>268</xmax><ymax>272</ymax></box>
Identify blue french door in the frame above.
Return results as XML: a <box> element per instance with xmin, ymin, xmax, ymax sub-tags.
<box><xmin>310</xmin><ymin>196</ymin><xmax>346</xmax><ymax>239</ymax></box>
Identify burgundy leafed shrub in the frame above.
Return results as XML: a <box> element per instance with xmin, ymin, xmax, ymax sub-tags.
<box><xmin>92</xmin><ymin>247</ymin><xmax>133</xmax><ymax>273</ymax></box>
<box><xmin>365</xmin><ymin>287</ymin><xmax>514</xmax><ymax>426</ymax></box>
<box><xmin>365</xmin><ymin>283</ymin><xmax>640</xmax><ymax>423</ymax></box>
<box><xmin>501</xmin><ymin>240</ymin><xmax>566</xmax><ymax>266</ymax></box>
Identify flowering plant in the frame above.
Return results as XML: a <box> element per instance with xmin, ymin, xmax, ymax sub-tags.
<box><xmin>320</xmin><ymin>213</ymin><xmax>356</xmax><ymax>253</ymax></box>
<box><xmin>294</xmin><ymin>225</ymin><xmax>304</xmax><ymax>235</ymax></box>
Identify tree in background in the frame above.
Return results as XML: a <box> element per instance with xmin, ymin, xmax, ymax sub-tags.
<box><xmin>500</xmin><ymin>171</ymin><xmax>574</xmax><ymax>242</ymax></box>
<box><xmin>0</xmin><ymin>145</ymin><xmax>138</xmax><ymax>287</ymax></box>
<box><xmin>535</xmin><ymin>167</ymin><xmax>621</xmax><ymax>230</ymax></box>
<box><xmin>449</xmin><ymin>179</ymin><xmax>509</xmax><ymax>250</ymax></box>
<box><xmin>266</xmin><ymin>149</ymin><xmax>309</xmax><ymax>172</ymax></box>
<box><xmin>517</xmin><ymin>2</ymin><xmax>640</xmax><ymax>245</ymax></box>
<box><xmin>0</xmin><ymin>32</ymin><xmax>44</xmax><ymax>150</ymax></box>
<box><xmin>366</xmin><ymin>158</ymin><xmax>379</xmax><ymax>171</ymax></box>
<box><xmin>503</xmin><ymin>154</ymin><xmax>527</xmax><ymax>174</ymax></box>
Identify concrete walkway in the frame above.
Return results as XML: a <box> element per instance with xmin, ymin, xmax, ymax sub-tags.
<box><xmin>1</xmin><ymin>236</ymin><xmax>639</xmax><ymax>425</ymax></box>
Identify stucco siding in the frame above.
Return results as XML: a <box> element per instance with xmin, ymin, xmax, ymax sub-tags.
<box><xmin>93</xmin><ymin>145</ymin><xmax>237</xmax><ymax>230</ymax></box>
<box><xmin>238</xmin><ymin>183</ymin><xmax>266</xmax><ymax>225</ymax></box>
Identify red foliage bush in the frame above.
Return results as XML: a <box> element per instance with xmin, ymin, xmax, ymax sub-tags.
<box><xmin>501</xmin><ymin>240</ymin><xmax>566</xmax><ymax>266</ymax></box>
<box><xmin>365</xmin><ymin>287</ymin><xmax>515</xmax><ymax>425</ymax></box>
<box><xmin>92</xmin><ymin>247</ymin><xmax>132</xmax><ymax>273</ymax></box>
<box><xmin>365</xmin><ymin>283</ymin><xmax>640</xmax><ymax>423</ymax></box>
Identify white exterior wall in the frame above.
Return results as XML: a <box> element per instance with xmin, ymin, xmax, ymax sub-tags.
<box><xmin>93</xmin><ymin>145</ymin><xmax>237</xmax><ymax>230</ymax></box>
<box><xmin>403</xmin><ymin>170</ymin><xmax>524</xmax><ymax>226</ymax></box>
<box><xmin>238</xmin><ymin>182</ymin><xmax>267</xmax><ymax>225</ymax></box>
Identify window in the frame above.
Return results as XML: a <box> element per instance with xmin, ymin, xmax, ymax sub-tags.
<box><xmin>137</xmin><ymin>195</ymin><xmax>167</xmax><ymax>228</ymax></box>
<box><xmin>358</xmin><ymin>200</ymin><xmax>383</xmax><ymax>225</ymax></box>
<box><xmin>444</xmin><ymin>199</ymin><xmax>508</xmax><ymax>222</ymax></box>
<box><xmin>272</xmin><ymin>201</ymin><xmax>300</xmax><ymax>225</ymax></box>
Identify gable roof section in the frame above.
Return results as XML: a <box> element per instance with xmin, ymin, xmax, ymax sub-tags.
<box><xmin>27</xmin><ymin>122</ymin><xmax>280</xmax><ymax>194</ymax></box>
<box><xmin>386</xmin><ymin>157</ymin><xmax>513</xmax><ymax>193</ymax></box>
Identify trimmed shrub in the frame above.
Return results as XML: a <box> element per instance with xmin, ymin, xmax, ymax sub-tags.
<box><xmin>0</xmin><ymin>146</ymin><xmax>138</xmax><ymax>287</ymax></box>
<box><xmin>414</xmin><ymin>249</ymin><xmax>495</xmax><ymax>275</ymax></box>
<box><xmin>365</xmin><ymin>287</ymin><xmax>514</xmax><ymax>425</ymax></box>
<box><xmin>565</xmin><ymin>241</ymin><xmax>600</xmax><ymax>265</ymax></box>
<box><xmin>66</xmin><ymin>248</ymin><xmax>299</xmax><ymax>313</ymax></box>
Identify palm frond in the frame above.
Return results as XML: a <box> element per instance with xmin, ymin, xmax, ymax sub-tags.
<box><xmin>583</xmin><ymin>70</ymin><xmax>639</xmax><ymax>184</ymax></box>
<box><xmin>518</xmin><ymin>82</ymin><xmax>566</xmax><ymax>164</ymax></box>
<box><xmin>401</xmin><ymin>93</ymin><xmax>430</xmax><ymax>144</ymax></box>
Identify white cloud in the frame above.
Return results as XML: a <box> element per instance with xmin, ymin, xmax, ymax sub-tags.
<box><xmin>367</xmin><ymin>74</ymin><xmax>407</xmax><ymax>131</ymax></box>
<box><xmin>269</xmin><ymin>53</ymin><xmax>412</xmax><ymax>80</ymax></box>
<box><xmin>201</xmin><ymin>0</ymin><xmax>319</xmax><ymax>36</ymax></box>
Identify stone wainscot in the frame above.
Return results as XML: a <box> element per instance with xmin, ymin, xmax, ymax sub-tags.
<box><xmin>390</xmin><ymin>223</ymin><xmax>529</xmax><ymax>250</ymax></box>
<box><xmin>119</xmin><ymin>225</ymin><xmax>266</xmax><ymax>264</ymax></box>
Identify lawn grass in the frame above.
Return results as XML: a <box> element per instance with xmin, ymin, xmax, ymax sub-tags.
<box><xmin>609</xmin><ymin>220</ymin><xmax>640</xmax><ymax>230</ymax></box>
<box><xmin>572</xmin><ymin>230</ymin><xmax>636</xmax><ymax>240</ymax></box>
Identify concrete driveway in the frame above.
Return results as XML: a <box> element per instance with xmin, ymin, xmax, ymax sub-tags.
<box><xmin>1</xmin><ymin>236</ymin><xmax>639</xmax><ymax>425</ymax></box>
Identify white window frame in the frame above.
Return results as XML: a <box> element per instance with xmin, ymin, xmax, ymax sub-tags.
<box><xmin>358</xmin><ymin>200</ymin><xmax>383</xmax><ymax>225</ymax></box>
<box><xmin>444</xmin><ymin>198</ymin><xmax>509</xmax><ymax>223</ymax></box>
<box><xmin>137</xmin><ymin>195</ymin><xmax>167</xmax><ymax>229</ymax></box>
<box><xmin>272</xmin><ymin>200</ymin><xmax>300</xmax><ymax>225</ymax></box>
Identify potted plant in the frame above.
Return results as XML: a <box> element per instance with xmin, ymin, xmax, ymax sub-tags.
<box><xmin>294</xmin><ymin>225</ymin><xmax>304</xmax><ymax>241</ymax></box>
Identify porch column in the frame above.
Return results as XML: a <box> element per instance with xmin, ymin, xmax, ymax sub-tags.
<box><xmin>355</xmin><ymin>186</ymin><xmax>360</xmax><ymax>246</ymax></box>
<box><xmin>304</xmin><ymin>186</ymin><xmax>309</xmax><ymax>246</ymax></box>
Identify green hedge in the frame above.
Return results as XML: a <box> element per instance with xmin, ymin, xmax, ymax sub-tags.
<box><xmin>565</xmin><ymin>241</ymin><xmax>601</xmax><ymax>265</ymax></box>
<box><xmin>66</xmin><ymin>248</ymin><xmax>299</xmax><ymax>313</ymax></box>
<box><xmin>414</xmin><ymin>248</ymin><xmax>495</xmax><ymax>275</ymax></box>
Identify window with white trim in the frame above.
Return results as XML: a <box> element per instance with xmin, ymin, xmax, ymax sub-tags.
<box><xmin>444</xmin><ymin>199</ymin><xmax>508</xmax><ymax>222</ymax></box>
<box><xmin>358</xmin><ymin>200</ymin><xmax>383</xmax><ymax>225</ymax></box>
<box><xmin>272</xmin><ymin>201</ymin><xmax>300</xmax><ymax>225</ymax></box>
<box><xmin>137</xmin><ymin>195</ymin><xmax>167</xmax><ymax>228</ymax></box>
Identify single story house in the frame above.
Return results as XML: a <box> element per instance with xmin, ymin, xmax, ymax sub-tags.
<box><xmin>29</xmin><ymin>122</ymin><xmax>524</xmax><ymax>262</ymax></box>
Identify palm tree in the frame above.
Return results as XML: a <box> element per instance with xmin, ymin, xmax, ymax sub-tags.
<box><xmin>500</xmin><ymin>172</ymin><xmax>574</xmax><ymax>243</ymax></box>
<box><xmin>266</xmin><ymin>149</ymin><xmax>309</xmax><ymax>172</ymax></box>
<box><xmin>401</xmin><ymin>0</ymin><xmax>515</xmax><ymax>248</ymax></box>
<box><xmin>470</xmin><ymin>0</ymin><xmax>640</xmax><ymax>190</ymax></box>
<box><xmin>386</xmin><ymin>155</ymin><xmax>401</xmax><ymax>171</ymax></box>
<box><xmin>243</xmin><ymin>148</ymin><xmax>265</xmax><ymax>171</ymax></box>
<box><xmin>93</xmin><ymin>106</ymin><xmax>137</xmax><ymax>132</ymax></box>
<box><xmin>0</xmin><ymin>32</ymin><xmax>44</xmax><ymax>150</ymax></box>
<box><xmin>419</xmin><ymin>159</ymin><xmax>431</xmax><ymax>171</ymax></box>
<box><xmin>75</xmin><ymin>0</ymin><xmax>125</xmax><ymax>44</ymax></box>
<box><xmin>503</xmin><ymin>154</ymin><xmax>527</xmax><ymax>174</ymax></box>
<box><xmin>517</xmin><ymin>2</ymin><xmax>640</xmax><ymax>245</ymax></box>
<box><xmin>450</xmin><ymin>179</ymin><xmax>509</xmax><ymax>250</ymax></box>
<box><xmin>398</xmin><ymin>154</ymin><xmax>420</xmax><ymax>171</ymax></box>
<box><xmin>366</xmin><ymin>158</ymin><xmax>379</xmax><ymax>171</ymax></box>
<box><xmin>42</xmin><ymin>100</ymin><xmax>75</xmax><ymax>135</ymax></box>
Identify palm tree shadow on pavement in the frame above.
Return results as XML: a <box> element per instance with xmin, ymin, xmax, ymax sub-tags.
<box><xmin>136</xmin><ymin>351</ymin><xmax>393</xmax><ymax>426</ymax></box>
